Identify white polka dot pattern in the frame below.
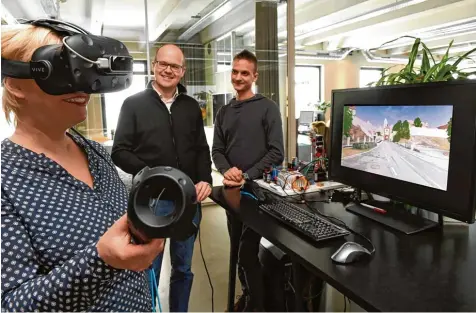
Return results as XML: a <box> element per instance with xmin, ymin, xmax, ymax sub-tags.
<box><xmin>1</xmin><ymin>135</ymin><xmax>151</xmax><ymax>312</ymax></box>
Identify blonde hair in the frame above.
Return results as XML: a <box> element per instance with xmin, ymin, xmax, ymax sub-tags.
<box><xmin>1</xmin><ymin>24</ymin><xmax>62</xmax><ymax>124</ymax></box>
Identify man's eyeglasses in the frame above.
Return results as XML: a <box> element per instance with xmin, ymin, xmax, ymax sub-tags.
<box><xmin>153</xmin><ymin>61</ymin><xmax>183</xmax><ymax>73</ymax></box>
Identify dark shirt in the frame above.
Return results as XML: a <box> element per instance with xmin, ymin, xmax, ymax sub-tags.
<box><xmin>111</xmin><ymin>82</ymin><xmax>213</xmax><ymax>185</ymax></box>
<box><xmin>1</xmin><ymin>134</ymin><xmax>151</xmax><ymax>312</ymax></box>
<box><xmin>212</xmin><ymin>94</ymin><xmax>285</xmax><ymax>179</ymax></box>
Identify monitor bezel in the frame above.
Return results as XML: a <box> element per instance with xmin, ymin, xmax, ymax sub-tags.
<box><xmin>330</xmin><ymin>80</ymin><xmax>476</xmax><ymax>223</ymax></box>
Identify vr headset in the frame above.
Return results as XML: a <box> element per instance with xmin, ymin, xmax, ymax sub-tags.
<box><xmin>1</xmin><ymin>19</ymin><xmax>133</xmax><ymax>95</ymax></box>
<box><xmin>2</xmin><ymin>19</ymin><xmax>199</xmax><ymax>241</ymax></box>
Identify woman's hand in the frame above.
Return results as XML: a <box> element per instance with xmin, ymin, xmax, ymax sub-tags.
<box><xmin>96</xmin><ymin>214</ymin><xmax>165</xmax><ymax>272</ymax></box>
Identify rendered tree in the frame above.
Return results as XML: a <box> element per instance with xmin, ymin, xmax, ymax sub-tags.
<box><xmin>414</xmin><ymin>117</ymin><xmax>422</xmax><ymax>127</ymax></box>
<box><xmin>447</xmin><ymin>118</ymin><xmax>452</xmax><ymax>143</ymax></box>
<box><xmin>402</xmin><ymin>120</ymin><xmax>411</xmax><ymax>139</ymax></box>
<box><xmin>343</xmin><ymin>107</ymin><xmax>353</xmax><ymax>137</ymax></box>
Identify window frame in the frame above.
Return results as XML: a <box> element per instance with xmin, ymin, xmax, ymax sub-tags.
<box><xmin>360</xmin><ymin>67</ymin><xmax>384</xmax><ymax>88</ymax></box>
<box><xmin>295</xmin><ymin>64</ymin><xmax>322</xmax><ymax>107</ymax></box>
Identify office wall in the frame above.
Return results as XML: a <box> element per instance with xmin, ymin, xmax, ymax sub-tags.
<box><xmin>295</xmin><ymin>51</ymin><xmax>406</xmax><ymax>122</ymax></box>
<box><xmin>298</xmin><ymin>51</ymin><xmax>406</xmax><ymax>102</ymax></box>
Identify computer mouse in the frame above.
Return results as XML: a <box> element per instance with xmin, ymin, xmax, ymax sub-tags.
<box><xmin>331</xmin><ymin>242</ymin><xmax>371</xmax><ymax>264</ymax></box>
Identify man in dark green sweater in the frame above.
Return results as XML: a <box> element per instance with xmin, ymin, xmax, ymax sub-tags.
<box><xmin>212</xmin><ymin>50</ymin><xmax>285</xmax><ymax>311</ymax></box>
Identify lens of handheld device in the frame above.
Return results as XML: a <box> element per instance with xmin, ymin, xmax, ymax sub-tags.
<box><xmin>128</xmin><ymin>166</ymin><xmax>198</xmax><ymax>243</ymax></box>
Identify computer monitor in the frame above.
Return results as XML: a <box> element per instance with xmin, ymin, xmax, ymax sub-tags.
<box><xmin>329</xmin><ymin>81</ymin><xmax>476</xmax><ymax>225</ymax></box>
<box><xmin>299</xmin><ymin>111</ymin><xmax>315</xmax><ymax>125</ymax></box>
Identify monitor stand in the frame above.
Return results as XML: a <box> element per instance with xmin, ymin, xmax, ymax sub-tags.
<box><xmin>346</xmin><ymin>199</ymin><xmax>442</xmax><ymax>235</ymax></box>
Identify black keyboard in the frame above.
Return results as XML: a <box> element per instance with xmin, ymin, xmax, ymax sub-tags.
<box><xmin>259</xmin><ymin>200</ymin><xmax>349</xmax><ymax>242</ymax></box>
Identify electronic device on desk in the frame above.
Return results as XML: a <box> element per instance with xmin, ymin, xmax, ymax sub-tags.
<box><xmin>255</xmin><ymin>171</ymin><xmax>346</xmax><ymax>197</ymax></box>
<box><xmin>297</xmin><ymin>110</ymin><xmax>315</xmax><ymax>134</ymax></box>
<box><xmin>331</xmin><ymin>242</ymin><xmax>372</xmax><ymax>264</ymax></box>
<box><xmin>309</xmin><ymin>120</ymin><xmax>329</xmax><ymax>182</ymax></box>
<box><xmin>329</xmin><ymin>80</ymin><xmax>476</xmax><ymax>234</ymax></box>
<box><xmin>259</xmin><ymin>199</ymin><xmax>349</xmax><ymax>243</ymax></box>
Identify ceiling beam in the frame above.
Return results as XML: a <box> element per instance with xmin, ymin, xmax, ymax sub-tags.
<box><xmin>182</xmin><ymin>0</ymin><xmax>253</xmax><ymax>42</ymax></box>
<box><xmin>199</xmin><ymin>0</ymin><xmax>254</xmax><ymax>44</ymax></box>
<box><xmin>148</xmin><ymin>0</ymin><xmax>196</xmax><ymax>42</ymax></box>
<box><xmin>289</xmin><ymin>0</ymin><xmax>368</xmax><ymax>38</ymax></box>
<box><xmin>387</xmin><ymin>31</ymin><xmax>476</xmax><ymax>55</ymax></box>
<box><xmin>242</xmin><ymin>0</ymin><xmax>366</xmax><ymax>45</ymax></box>
<box><xmin>338</xmin><ymin>0</ymin><xmax>476</xmax><ymax>50</ymax></box>
<box><xmin>301</xmin><ymin>0</ymin><xmax>470</xmax><ymax>47</ymax></box>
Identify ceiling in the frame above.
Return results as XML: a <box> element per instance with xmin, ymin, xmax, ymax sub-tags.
<box><xmin>2</xmin><ymin>0</ymin><xmax>476</xmax><ymax>60</ymax></box>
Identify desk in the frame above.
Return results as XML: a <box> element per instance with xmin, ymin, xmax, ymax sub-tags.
<box><xmin>210</xmin><ymin>186</ymin><xmax>476</xmax><ymax>312</ymax></box>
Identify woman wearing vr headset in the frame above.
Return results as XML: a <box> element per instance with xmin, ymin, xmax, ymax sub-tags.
<box><xmin>1</xmin><ymin>23</ymin><xmax>164</xmax><ymax>311</ymax></box>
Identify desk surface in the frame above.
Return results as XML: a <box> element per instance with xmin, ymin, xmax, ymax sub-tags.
<box><xmin>211</xmin><ymin>186</ymin><xmax>476</xmax><ymax>312</ymax></box>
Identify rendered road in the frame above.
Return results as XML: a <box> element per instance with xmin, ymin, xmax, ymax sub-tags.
<box><xmin>342</xmin><ymin>141</ymin><xmax>448</xmax><ymax>190</ymax></box>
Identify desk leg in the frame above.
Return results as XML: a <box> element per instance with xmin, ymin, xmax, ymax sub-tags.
<box><xmin>227</xmin><ymin>216</ymin><xmax>241</xmax><ymax>312</ymax></box>
<box><xmin>292</xmin><ymin>260</ymin><xmax>305</xmax><ymax>312</ymax></box>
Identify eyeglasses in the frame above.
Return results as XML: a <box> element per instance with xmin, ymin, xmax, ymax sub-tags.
<box><xmin>153</xmin><ymin>61</ymin><xmax>183</xmax><ymax>73</ymax></box>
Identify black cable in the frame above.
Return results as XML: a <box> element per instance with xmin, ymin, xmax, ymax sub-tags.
<box><xmin>303</xmin><ymin>287</ymin><xmax>324</xmax><ymax>301</ymax></box>
<box><xmin>198</xmin><ymin>209</ymin><xmax>214</xmax><ymax>312</ymax></box>
<box><xmin>303</xmin><ymin>200</ymin><xmax>376</xmax><ymax>255</ymax></box>
<box><xmin>343</xmin><ymin>296</ymin><xmax>347</xmax><ymax>312</ymax></box>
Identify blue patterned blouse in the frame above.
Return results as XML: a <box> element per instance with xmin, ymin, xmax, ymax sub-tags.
<box><xmin>1</xmin><ymin>134</ymin><xmax>151</xmax><ymax>312</ymax></box>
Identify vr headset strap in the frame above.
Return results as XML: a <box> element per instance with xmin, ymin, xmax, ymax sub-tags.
<box><xmin>1</xmin><ymin>58</ymin><xmax>31</xmax><ymax>79</ymax></box>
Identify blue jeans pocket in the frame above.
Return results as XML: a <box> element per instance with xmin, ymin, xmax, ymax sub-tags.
<box><xmin>150</xmin><ymin>199</ymin><xmax>175</xmax><ymax>217</ymax></box>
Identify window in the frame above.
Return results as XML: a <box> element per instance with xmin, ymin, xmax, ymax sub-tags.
<box><xmin>360</xmin><ymin>67</ymin><xmax>384</xmax><ymax>88</ymax></box>
<box><xmin>216</xmin><ymin>35</ymin><xmax>232</xmax><ymax>73</ymax></box>
<box><xmin>103</xmin><ymin>61</ymin><xmax>149</xmax><ymax>139</ymax></box>
<box><xmin>295</xmin><ymin>66</ymin><xmax>321</xmax><ymax>118</ymax></box>
<box><xmin>295</xmin><ymin>66</ymin><xmax>321</xmax><ymax>163</ymax></box>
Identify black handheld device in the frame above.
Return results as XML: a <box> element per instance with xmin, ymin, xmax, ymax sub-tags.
<box><xmin>128</xmin><ymin>166</ymin><xmax>199</xmax><ymax>242</ymax></box>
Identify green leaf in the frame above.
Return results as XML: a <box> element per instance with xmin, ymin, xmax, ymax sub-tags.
<box><xmin>441</xmin><ymin>40</ymin><xmax>454</xmax><ymax>64</ymax></box>
<box><xmin>376</xmin><ymin>73</ymin><xmax>392</xmax><ymax>86</ymax></box>
<box><xmin>435</xmin><ymin>64</ymin><xmax>455</xmax><ymax>81</ymax></box>
<box><xmin>406</xmin><ymin>38</ymin><xmax>421</xmax><ymax>72</ymax></box>
<box><xmin>420</xmin><ymin>50</ymin><xmax>430</xmax><ymax>75</ymax></box>
<box><xmin>453</xmin><ymin>47</ymin><xmax>476</xmax><ymax>68</ymax></box>
<box><xmin>420</xmin><ymin>42</ymin><xmax>436</xmax><ymax>65</ymax></box>
<box><xmin>423</xmin><ymin>65</ymin><xmax>440</xmax><ymax>82</ymax></box>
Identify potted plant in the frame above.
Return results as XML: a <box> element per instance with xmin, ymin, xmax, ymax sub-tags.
<box><xmin>369</xmin><ymin>36</ymin><xmax>476</xmax><ymax>86</ymax></box>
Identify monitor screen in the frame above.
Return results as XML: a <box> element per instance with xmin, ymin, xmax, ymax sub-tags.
<box><xmin>329</xmin><ymin>81</ymin><xmax>476</xmax><ymax>224</ymax></box>
<box><xmin>341</xmin><ymin>105</ymin><xmax>452</xmax><ymax>191</ymax></box>
<box><xmin>299</xmin><ymin>111</ymin><xmax>314</xmax><ymax>124</ymax></box>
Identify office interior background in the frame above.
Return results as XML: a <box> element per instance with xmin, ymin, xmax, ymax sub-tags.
<box><xmin>1</xmin><ymin>0</ymin><xmax>476</xmax><ymax>311</ymax></box>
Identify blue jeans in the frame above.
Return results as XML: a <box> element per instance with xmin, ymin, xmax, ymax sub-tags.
<box><xmin>149</xmin><ymin>200</ymin><xmax>200</xmax><ymax>312</ymax></box>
